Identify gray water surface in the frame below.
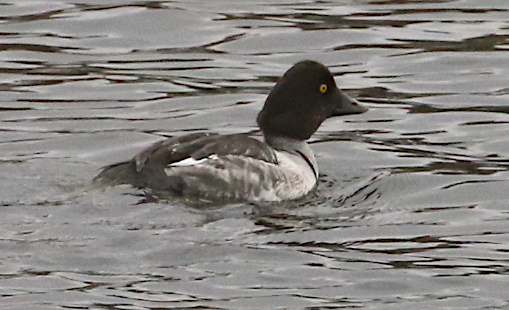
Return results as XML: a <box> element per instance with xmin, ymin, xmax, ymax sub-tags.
<box><xmin>1</xmin><ymin>0</ymin><xmax>509</xmax><ymax>309</ymax></box>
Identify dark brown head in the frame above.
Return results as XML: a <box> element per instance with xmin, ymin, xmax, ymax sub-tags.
<box><xmin>257</xmin><ymin>60</ymin><xmax>367</xmax><ymax>141</ymax></box>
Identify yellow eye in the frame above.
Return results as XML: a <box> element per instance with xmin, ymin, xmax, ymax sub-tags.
<box><xmin>319</xmin><ymin>84</ymin><xmax>328</xmax><ymax>93</ymax></box>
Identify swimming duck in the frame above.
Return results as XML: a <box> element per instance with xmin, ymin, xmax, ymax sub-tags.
<box><xmin>94</xmin><ymin>60</ymin><xmax>368</xmax><ymax>202</ymax></box>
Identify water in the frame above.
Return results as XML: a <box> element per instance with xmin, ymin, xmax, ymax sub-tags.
<box><xmin>1</xmin><ymin>0</ymin><xmax>509</xmax><ymax>309</ymax></box>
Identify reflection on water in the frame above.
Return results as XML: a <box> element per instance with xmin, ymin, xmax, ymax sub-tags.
<box><xmin>1</xmin><ymin>0</ymin><xmax>509</xmax><ymax>309</ymax></box>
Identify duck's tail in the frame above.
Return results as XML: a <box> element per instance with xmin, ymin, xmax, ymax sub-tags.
<box><xmin>92</xmin><ymin>161</ymin><xmax>137</xmax><ymax>187</ymax></box>
<box><xmin>92</xmin><ymin>160</ymin><xmax>187</xmax><ymax>196</ymax></box>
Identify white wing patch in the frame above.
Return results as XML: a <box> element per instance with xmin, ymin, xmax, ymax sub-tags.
<box><xmin>169</xmin><ymin>157</ymin><xmax>206</xmax><ymax>167</ymax></box>
<box><xmin>168</xmin><ymin>154</ymin><xmax>219</xmax><ymax>167</ymax></box>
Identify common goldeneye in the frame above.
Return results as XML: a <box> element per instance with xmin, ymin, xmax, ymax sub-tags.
<box><xmin>94</xmin><ymin>60</ymin><xmax>368</xmax><ymax>202</ymax></box>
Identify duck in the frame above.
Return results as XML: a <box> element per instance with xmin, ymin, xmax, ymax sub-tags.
<box><xmin>93</xmin><ymin>60</ymin><xmax>368</xmax><ymax>203</ymax></box>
